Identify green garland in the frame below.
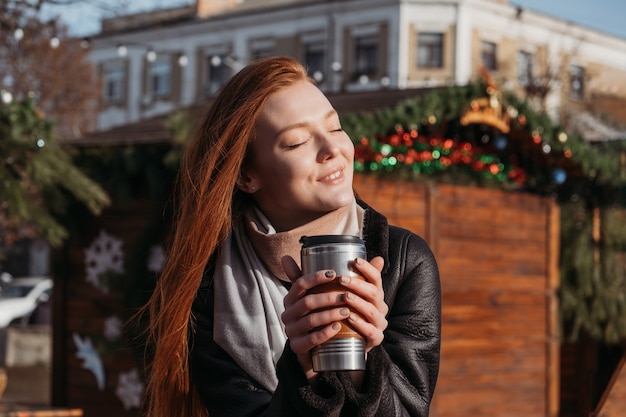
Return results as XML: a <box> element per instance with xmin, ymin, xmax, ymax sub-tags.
<box><xmin>342</xmin><ymin>81</ymin><xmax>626</xmax><ymax>343</ymax></box>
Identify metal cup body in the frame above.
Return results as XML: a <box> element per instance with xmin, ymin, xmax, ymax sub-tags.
<box><xmin>300</xmin><ymin>235</ymin><xmax>367</xmax><ymax>371</ymax></box>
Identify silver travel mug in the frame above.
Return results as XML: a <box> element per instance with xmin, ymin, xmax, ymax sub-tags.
<box><xmin>300</xmin><ymin>235</ymin><xmax>367</xmax><ymax>372</ymax></box>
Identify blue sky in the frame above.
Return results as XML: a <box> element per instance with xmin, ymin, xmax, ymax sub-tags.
<box><xmin>48</xmin><ymin>0</ymin><xmax>626</xmax><ymax>41</ymax></box>
<box><xmin>511</xmin><ymin>0</ymin><xmax>626</xmax><ymax>39</ymax></box>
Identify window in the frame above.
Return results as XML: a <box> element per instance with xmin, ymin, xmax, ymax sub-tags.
<box><xmin>569</xmin><ymin>65</ymin><xmax>585</xmax><ymax>99</ymax></box>
<box><xmin>252</xmin><ymin>48</ymin><xmax>274</xmax><ymax>60</ymax></box>
<box><xmin>205</xmin><ymin>55</ymin><xmax>230</xmax><ymax>96</ymax></box>
<box><xmin>304</xmin><ymin>43</ymin><xmax>326</xmax><ymax>81</ymax></box>
<box><xmin>354</xmin><ymin>35</ymin><xmax>378</xmax><ymax>79</ymax></box>
<box><xmin>250</xmin><ymin>38</ymin><xmax>276</xmax><ymax>60</ymax></box>
<box><xmin>518</xmin><ymin>50</ymin><xmax>533</xmax><ymax>86</ymax></box>
<box><xmin>149</xmin><ymin>57</ymin><xmax>171</xmax><ymax>98</ymax></box>
<box><xmin>417</xmin><ymin>32</ymin><xmax>444</xmax><ymax>68</ymax></box>
<box><xmin>102</xmin><ymin>60</ymin><xmax>125</xmax><ymax>104</ymax></box>
<box><xmin>481</xmin><ymin>41</ymin><xmax>497</xmax><ymax>71</ymax></box>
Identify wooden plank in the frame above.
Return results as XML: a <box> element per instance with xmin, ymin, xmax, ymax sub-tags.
<box><xmin>594</xmin><ymin>357</ymin><xmax>626</xmax><ymax>417</ymax></box>
<box><xmin>439</xmin><ymin>348</ymin><xmax>546</xmax><ymax>374</ymax></box>
<box><xmin>431</xmin><ymin>385</ymin><xmax>546</xmax><ymax>417</ymax></box>
<box><xmin>442</xmin><ymin>288</ymin><xmax>549</xmax><ymax>306</ymax></box>
<box><xmin>436</xmin><ymin>370</ymin><xmax>546</xmax><ymax>390</ymax></box>
<box><xmin>442</xmin><ymin>320</ymin><xmax>546</xmax><ymax>340</ymax></box>
<box><xmin>438</xmin><ymin>237</ymin><xmax>548</xmax><ymax>258</ymax></box>
<box><xmin>439</xmin><ymin>274</ymin><xmax>549</xmax><ymax>292</ymax></box>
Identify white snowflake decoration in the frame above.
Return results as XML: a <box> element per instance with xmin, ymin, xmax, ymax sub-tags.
<box><xmin>73</xmin><ymin>333</ymin><xmax>105</xmax><ymax>391</ymax></box>
<box><xmin>104</xmin><ymin>315</ymin><xmax>123</xmax><ymax>341</ymax></box>
<box><xmin>115</xmin><ymin>368</ymin><xmax>144</xmax><ymax>410</ymax></box>
<box><xmin>84</xmin><ymin>230</ymin><xmax>125</xmax><ymax>293</ymax></box>
<box><xmin>147</xmin><ymin>244</ymin><xmax>166</xmax><ymax>273</ymax></box>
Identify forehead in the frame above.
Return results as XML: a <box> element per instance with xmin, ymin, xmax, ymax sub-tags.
<box><xmin>257</xmin><ymin>81</ymin><xmax>335</xmax><ymax>128</ymax></box>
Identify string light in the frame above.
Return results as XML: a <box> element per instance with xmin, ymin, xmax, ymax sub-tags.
<box><xmin>146</xmin><ymin>48</ymin><xmax>157</xmax><ymax>62</ymax></box>
<box><xmin>312</xmin><ymin>70</ymin><xmax>324</xmax><ymax>82</ymax></box>
<box><xmin>14</xmin><ymin>28</ymin><xmax>24</xmax><ymax>41</ymax></box>
<box><xmin>1</xmin><ymin>90</ymin><xmax>13</xmax><ymax>104</ymax></box>
<box><xmin>117</xmin><ymin>44</ymin><xmax>128</xmax><ymax>57</ymax></box>
<box><xmin>116</xmin><ymin>43</ymin><xmax>186</xmax><ymax>66</ymax></box>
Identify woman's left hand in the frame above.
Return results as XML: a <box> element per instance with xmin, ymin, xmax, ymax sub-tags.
<box><xmin>340</xmin><ymin>256</ymin><xmax>388</xmax><ymax>352</ymax></box>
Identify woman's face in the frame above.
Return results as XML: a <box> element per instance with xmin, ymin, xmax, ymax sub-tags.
<box><xmin>242</xmin><ymin>80</ymin><xmax>355</xmax><ymax>231</ymax></box>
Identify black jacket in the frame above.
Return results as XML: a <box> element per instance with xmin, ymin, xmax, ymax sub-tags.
<box><xmin>190</xmin><ymin>202</ymin><xmax>441</xmax><ymax>416</ymax></box>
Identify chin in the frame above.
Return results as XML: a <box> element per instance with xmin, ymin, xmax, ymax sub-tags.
<box><xmin>328</xmin><ymin>192</ymin><xmax>355</xmax><ymax>210</ymax></box>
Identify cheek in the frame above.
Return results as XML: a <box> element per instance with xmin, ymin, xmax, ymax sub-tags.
<box><xmin>342</xmin><ymin>137</ymin><xmax>356</xmax><ymax>161</ymax></box>
<box><xmin>255</xmin><ymin>157</ymin><xmax>305</xmax><ymax>187</ymax></box>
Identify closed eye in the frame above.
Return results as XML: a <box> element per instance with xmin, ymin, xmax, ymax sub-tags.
<box><xmin>284</xmin><ymin>140</ymin><xmax>307</xmax><ymax>150</ymax></box>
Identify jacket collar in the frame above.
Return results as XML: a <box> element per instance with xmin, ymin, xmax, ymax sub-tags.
<box><xmin>357</xmin><ymin>198</ymin><xmax>390</xmax><ymax>275</ymax></box>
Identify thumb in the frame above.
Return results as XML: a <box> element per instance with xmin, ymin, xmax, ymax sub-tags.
<box><xmin>281</xmin><ymin>255</ymin><xmax>302</xmax><ymax>283</ymax></box>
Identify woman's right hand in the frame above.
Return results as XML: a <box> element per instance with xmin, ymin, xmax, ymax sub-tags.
<box><xmin>280</xmin><ymin>255</ymin><xmax>348</xmax><ymax>383</ymax></box>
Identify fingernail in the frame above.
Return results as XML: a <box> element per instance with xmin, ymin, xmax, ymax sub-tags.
<box><xmin>355</xmin><ymin>258</ymin><xmax>363</xmax><ymax>265</ymax></box>
<box><xmin>346</xmin><ymin>292</ymin><xmax>354</xmax><ymax>300</ymax></box>
<box><xmin>332</xmin><ymin>323</ymin><xmax>341</xmax><ymax>331</ymax></box>
<box><xmin>348</xmin><ymin>314</ymin><xmax>357</xmax><ymax>323</ymax></box>
<box><xmin>325</xmin><ymin>270</ymin><xmax>335</xmax><ymax>279</ymax></box>
<box><xmin>340</xmin><ymin>275</ymin><xmax>350</xmax><ymax>284</ymax></box>
<box><xmin>340</xmin><ymin>308</ymin><xmax>350</xmax><ymax>316</ymax></box>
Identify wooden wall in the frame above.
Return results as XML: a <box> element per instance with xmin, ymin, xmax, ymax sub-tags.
<box><xmin>353</xmin><ymin>176</ymin><xmax>560</xmax><ymax>417</ymax></box>
<box><xmin>52</xmin><ymin>199</ymin><xmax>161</xmax><ymax>416</ymax></box>
<box><xmin>52</xmin><ymin>175</ymin><xmax>560</xmax><ymax>417</ymax></box>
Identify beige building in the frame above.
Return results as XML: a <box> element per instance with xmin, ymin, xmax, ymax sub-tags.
<box><xmin>87</xmin><ymin>0</ymin><xmax>626</xmax><ymax>137</ymax></box>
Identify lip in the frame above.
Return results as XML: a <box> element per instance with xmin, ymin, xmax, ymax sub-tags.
<box><xmin>319</xmin><ymin>166</ymin><xmax>345</xmax><ymax>183</ymax></box>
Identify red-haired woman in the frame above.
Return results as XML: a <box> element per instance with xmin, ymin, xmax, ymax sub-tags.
<box><xmin>142</xmin><ymin>56</ymin><xmax>441</xmax><ymax>417</ymax></box>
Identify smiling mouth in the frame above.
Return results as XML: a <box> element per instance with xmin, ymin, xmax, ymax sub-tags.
<box><xmin>322</xmin><ymin>168</ymin><xmax>343</xmax><ymax>182</ymax></box>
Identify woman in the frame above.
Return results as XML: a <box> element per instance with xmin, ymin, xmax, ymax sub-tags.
<box><xmin>143</xmin><ymin>56</ymin><xmax>441</xmax><ymax>417</ymax></box>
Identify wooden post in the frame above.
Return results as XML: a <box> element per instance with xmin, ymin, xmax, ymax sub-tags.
<box><xmin>546</xmin><ymin>199</ymin><xmax>561</xmax><ymax>417</ymax></box>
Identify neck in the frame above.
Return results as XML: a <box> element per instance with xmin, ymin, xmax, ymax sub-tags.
<box><xmin>255</xmin><ymin>207</ymin><xmax>333</xmax><ymax>233</ymax></box>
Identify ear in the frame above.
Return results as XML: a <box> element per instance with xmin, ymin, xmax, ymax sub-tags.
<box><xmin>236</xmin><ymin>169</ymin><xmax>258</xmax><ymax>193</ymax></box>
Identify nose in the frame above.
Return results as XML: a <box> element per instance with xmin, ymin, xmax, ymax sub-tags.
<box><xmin>316</xmin><ymin>132</ymin><xmax>340</xmax><ymax>162</ymax></box>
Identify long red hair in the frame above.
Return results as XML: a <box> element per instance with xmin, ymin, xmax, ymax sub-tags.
<box><xmin>141</xmin><ymin>56</ymin><xmax>312</xmax><ymax>417</ymax></box>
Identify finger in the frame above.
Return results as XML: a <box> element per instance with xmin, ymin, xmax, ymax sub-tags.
<box><xmin>282</xmin><ymin>287</ymin><xmax>345</xmax><ymax>325</ymax></box>
<box><xmin>347</xmin><ymin>312</ymin><xmax>385</xmax><ymax>351</ymax></box>
<box><xmin>352</xmin><ymin>257</ymin><xmax>384</xmax><ymax>287</ymax></box>
<box><xmin>343</xmin><ymin>290</ymin><xmax>389</xmax><ymax>328</ymax></box>
<box><xmin>288</xmin><ymin>322</ymin><xmax>342</xmax><ymax>355</ymax></box>
<box><xmin>283</xmin><ymin>306</ymin><xmax>350</xmax><ymax>340</ymax></box>
<box><xmin>369</xmin><ymin>256</ymin><xmax>384</xmax><ymax>273</ymax></box>
<box><xmin>281</xmin><ymin>255</ymin><xmax>302</xmax><ymax>283</ymax></box>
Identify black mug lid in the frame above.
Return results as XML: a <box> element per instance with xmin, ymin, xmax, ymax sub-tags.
<box><xmin>300</xmin><ymin>235</ymin><xmax>364</xmax><ymax>248</ymax></box>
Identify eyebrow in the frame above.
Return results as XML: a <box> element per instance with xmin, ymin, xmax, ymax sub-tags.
<box><xmin>274</xmin><ymin>109</ymin><xmax>338</xmax><ymax>140</ymax></box>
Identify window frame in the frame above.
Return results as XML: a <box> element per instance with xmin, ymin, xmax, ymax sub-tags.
<box><xmin>481</xmin><ymin>40</ymin><xmax>498</xmax><ymax>72</ymax></box>
<box><xmin>148</xmin><ymin>57</ymin><xmax>172</xmax><ymax>99</ymax></box>
<box><xmin>353</xmin><ymin>34</ymin><xmax>379</xmax><ymax>79</ymax></box>
<box><xmin>304</xmin><ymin>42</ymin><xmax>326</xmax><ymax>81</ymax></box>
<box><xmin>569</xmin><ymin>64</ymin><xmax>585</xmax><ymax>99</ymax></box>
<box><xmin>205</xmin><ymin>54</ymin><xmax>231</xmax><ymax>97</ymax></box>
<box><xmin>517</xmin><ymin>50</ymin><xmax>533</xmax><ymax>87</ymax></box>
<box><xmin>417</xmin><ymin>32</ymin><xmax>444</xmax><ymax>69</ymax></box>
<box><xmin>102</xmin><ymin>60</ymin><xmax>126</xmax><ymax>105</ymax></box>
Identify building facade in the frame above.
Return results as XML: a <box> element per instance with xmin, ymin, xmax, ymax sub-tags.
<box><xmin>86</xmin><ymin>0</ymin><xmax>626</xmax><ymax>134</ymax></box>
